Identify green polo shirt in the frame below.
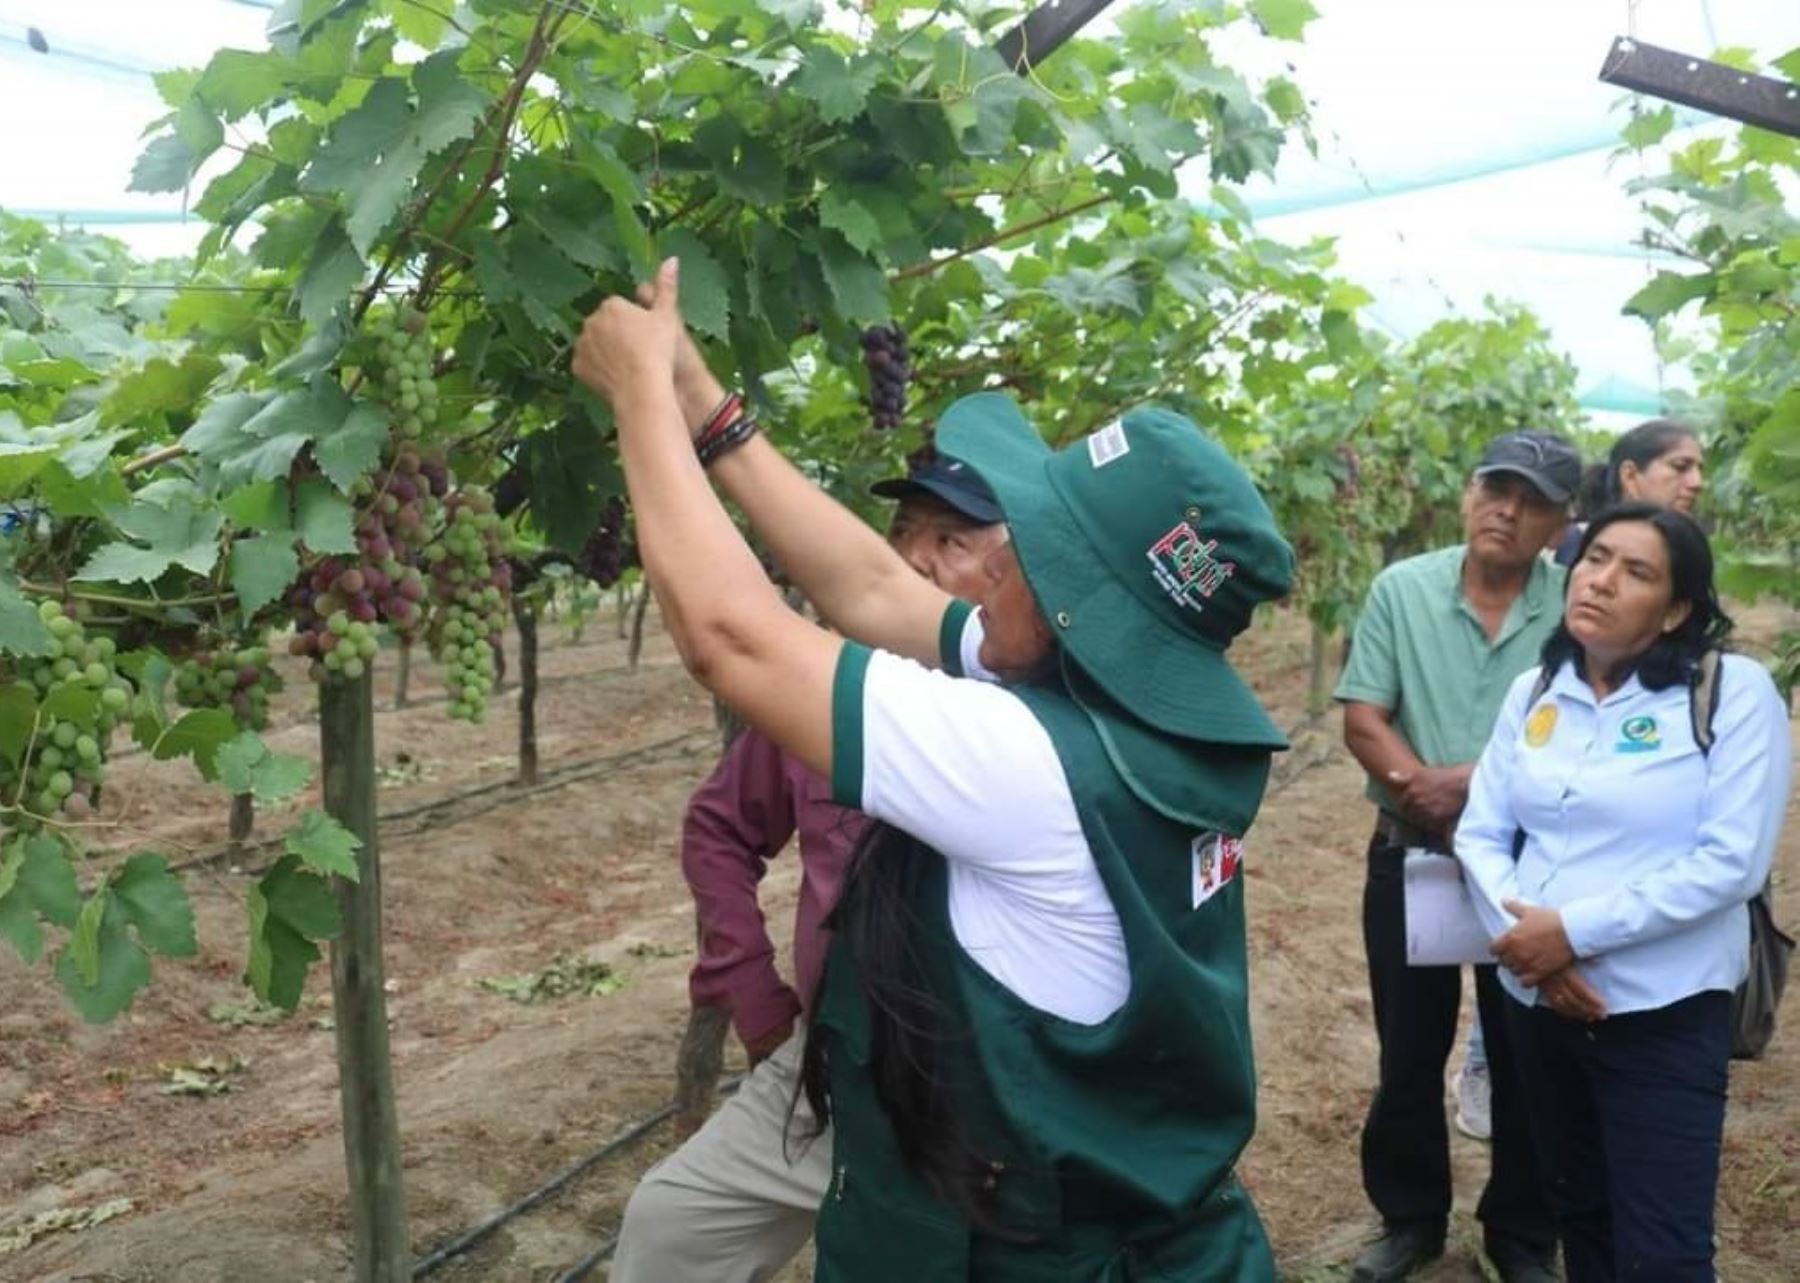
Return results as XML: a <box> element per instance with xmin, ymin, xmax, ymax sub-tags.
<box><xmin>1334</xmin><ymin>545</ymin><xmax>1564</xmax><ymax>811</ymax></box>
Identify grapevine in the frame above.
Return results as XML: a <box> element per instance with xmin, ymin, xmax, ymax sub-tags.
<box><xmin>2</xmin><ymin>600</ymin><xmax>133</xmax><ymax>832</ymax></box>
<box><xmin>860</xmin><ymin>324</ymin><xmax>912</xmax><ymax>431</ymax></box>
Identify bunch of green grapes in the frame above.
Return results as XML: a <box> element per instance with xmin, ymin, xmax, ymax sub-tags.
<box><xmin>369</xmin><ymin>306</ymin><xmax>439</xmax><ymax>440</ymax></box>
<box><xmin>174</xmin><ymin>639</ymin><xmax>283</xmax><ymax>731</ymax></box>
<box><xmin>314</xmin><ymin>611</ymin><xmax>383</xmax><ymax>683</ymax></box>
<box><xmin>4</xmin><ymin>600</ymin><xmax>132</xmax><ymax>829</ymax></box>
<box><xmin>424</xmin><ymin>489</ymin><xmax>513</xmax><ymax>722</ymax></box>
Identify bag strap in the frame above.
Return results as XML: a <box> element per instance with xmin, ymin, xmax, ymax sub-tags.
<box><xmin>1690</xmin><ymin>648</ymin><xmax>1722</xmax><ymax>757</ymax></box>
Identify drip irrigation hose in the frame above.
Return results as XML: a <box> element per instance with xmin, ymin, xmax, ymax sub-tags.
<box><xmin>411</xmin><ymin>1074</ymin><xmax>745</xmax><ymax>1277</ymax></box>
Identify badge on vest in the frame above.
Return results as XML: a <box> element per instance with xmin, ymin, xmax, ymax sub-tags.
<box><xmin>1192</xmin><ymin>833</ymin><xmax>1243</xmax><ymax>908</ymax></box>
<box><xmin>1616</xmin><ymin>714</ymin><xmax>1661</xmax><ymax>754</ymax></box>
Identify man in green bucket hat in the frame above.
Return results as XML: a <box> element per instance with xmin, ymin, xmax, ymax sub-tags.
<box><xmin>573</xmin><ymin>257</ymin><xmax>1295</xmax><ymax>1281</ymax></box>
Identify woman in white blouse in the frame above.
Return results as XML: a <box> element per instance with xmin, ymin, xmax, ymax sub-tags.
<box><xmin>1456</xmin><ymin>502</ymin><xmax>1791</xmax><ymax>1283</ymax></box>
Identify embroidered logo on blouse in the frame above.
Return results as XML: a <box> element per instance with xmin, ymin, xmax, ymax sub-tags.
<box><xmin>1149</xmin><ymin>519</ymin><xmax>1236</xmax><ymax>615</ymax></box>
<box><xmin>1192</xmin><ymin>833</ymin><xmax>1243</xmax><ymax>909</ymax></box>
<box><xmin>1616</xmin><ymin>715</ymin><xmax>1662</xmax><ymax>754</ymax></box>
<box><xmin>1524</xmin><ymin>703</ymin><xmax>1558</xmax><ymax>748</ymax></box>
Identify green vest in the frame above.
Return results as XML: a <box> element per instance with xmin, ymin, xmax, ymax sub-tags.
<box><xmin>812</xmin><ymin>675</ymin><xmax>1276</xmax><ymax>1282</ymax></box>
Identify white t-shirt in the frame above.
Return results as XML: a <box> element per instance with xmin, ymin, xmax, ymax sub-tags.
<box><xmin>831</xmin><ymin>608</ymin><xmax>1129</xmax><ymax>1024</ymax></box>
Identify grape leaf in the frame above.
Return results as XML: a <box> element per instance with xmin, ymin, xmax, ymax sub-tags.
<box><xmin>0</xmin><ymin>684</ymin><xmax>34</xmax><ymax>768</ymax></box>
<box><xmin>658</xmin><ymin>229</ymin><xmax>730</xmax><ymax>340</ymax></box>
<box><xmin>153</xmin><ymin>708</ymin><xmax>238</xmax><ymax>780</ymax></box>
<box><xmin>75</xmin><ymin>496</ymin><xmax>225</xmax><ymax>583</ymax></box>
<box><xmin>110</xmin><ymin>854</ymin><xmax>197</xmax><ymax>958</ymax></box>
<box><xmin>0</xmin><ymin>579</ymin><xmax>54</xmax><ymax>658</ymax></box>
<box><xmin>315</xmin><ymin>402</ymin><xmax>389</xmax><ymax>493</ymax></box>
<box><xmin>284</xmin><ymin>808</ymin><xmax>362</xmax><ymax>882</ymax></box>
<box><xmin>295</xmin><ymin>478</ymin><xmax>356</xmax><ymax>555</ymax></box>
<box><xmin>519</xmin><ymin>417</ymin><xmax>621</xmax><ymax>555</ymax></box>
<box><xmin>195</xmin><ymin>48</ymin><xmax>288</xmax><ymax>121</ymax></box>
<box><xmin>0</xmin><ymin>444</ymin><xmax>59</xmax><ymax>498</ymax></box>
<box><xmin>246</xmin><ymin>855</ymin><xmax>341</xmax><ymax>1010</ymax></box>
<box><xmin>230</xmin><ymin>535</ymin><xmax>301</xmax><ymax>617</ymax></box>
<box><xmin>586</xmin><ymin>142</ymin><xmax>653</xmax><ymax>278</ymax></box>
<box><xmin>1249</xmin><ymin>0</ymin><xmax>1318</xmax><ymax>39</ymax></box>
<box><xmin>73</xmin><ymin>544</ymin><xmax>178</xmax><ymax>586</ymax></box>
<box><xmin>222</xmin><ymin>481</ymin><xmax>291</xmax><ymax>532</ymax></box>
<box><xmin>295</xmin><ymin>219</ymin><xmax>365</xmax><ymax>329</ymax></box>
<box><xmin>815</xmin><ymin>232</ymin><xmax>890</xmax><ymax>325</ymax></box>
<box><xmin>1622</xmin><ymin>272</ymin><xmax>1717</xmax><ymax>320</ymax></box>
<box><xmin>56</xmin><ymin>892</ymin><xmax>153</xmax><ymax>1023</ymax></box>
<box><xmin>792</xmin><ymin>48</ymin><xmax>881</xmax><ymax>124</ymax></box>
<box><xmin>130</xmin><ymin>136</ymin><xmax>200</xmax><ymax>195</ymax></box>
<box><xmin>102</xmin><ymin>352</ymin><xmax>223</xmax><ymax>429</ymax></box>
<box><xmin>66</xmin><ymin>887</ymin><xmax>110</xmax><ymax>986</ymax></box>
<box><xmin>818</xmin><ymin>189</ymin><xmax>882</xmax><ymax>256</ymax></box>
<box><xmin>41</xmin><ymin>683</ymin><xmax>101</xmax><ymax>731</ymax></box>
<box><xmin>0</xmin><ymin>834</ymin><xmax>80</xmax><ymax>963</ymax></box>
<box><xmin>507</xmin><ymin>230</ymin><xmax>591</xmax><ymax>337</ymax></box>
<box><xmin>299</xmin><ymin>54</ymin><xmax>489</xmax><ymax>256</ymax></box>
<box><xmin>215</xmin><ymin>731</ymin><xmax>313</xmax><ymax>805</ymax></box>
<box><xmin>1622</xmin><ymin>105</ymin><xmax>1676</xmax><ymax>150</ymax></box>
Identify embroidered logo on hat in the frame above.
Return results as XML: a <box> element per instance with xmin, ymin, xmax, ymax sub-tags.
<box><xmin>1148</xmin><ymin>519</ymin><xmax>1236</xmax><ymax>614</ymax></box>
<box><xmin>1191</xmin><ymin>833</ymin><xmax>1243</xmax><ymax>908</ymax></box>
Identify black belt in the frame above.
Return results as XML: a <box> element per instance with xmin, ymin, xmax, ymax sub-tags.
<box><xmin>1372</xmin><ymin>811</ymin><xmax>1440</xmax><ymax>851</ymax></box>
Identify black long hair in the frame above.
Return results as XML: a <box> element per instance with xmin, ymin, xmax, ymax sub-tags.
<box><xmin>1540</xmin><ymin>502</ymin><xmax>1732</xmax><ymax>691</ymax></box>
<box><xmin>1576</xmin><ymin>418</ymin><xmax>1698</xmax><ymax>519</ymax></box>
<box><xmin>795</xmin><ymin>820</ymin><xmax>1023</xmax><ymax>1235</ymax></box>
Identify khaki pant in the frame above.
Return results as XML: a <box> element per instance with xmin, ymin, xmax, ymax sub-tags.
<box><xmin>610</xmin><ymin>1034</ymin><xmax>833</xmax><ymax>1283</ymax></box>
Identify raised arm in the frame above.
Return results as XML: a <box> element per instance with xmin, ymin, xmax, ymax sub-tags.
<box><xmin>652</xmin><ymin>285</ymin><xmax>951</xmax><ymax>664</ymax></box>
<box><xmin>572</xmin><ymin>259</ymin><xmax>844</xmax><ymax>775</ymax></box>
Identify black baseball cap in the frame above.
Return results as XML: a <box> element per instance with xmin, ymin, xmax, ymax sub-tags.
<box><xmin>871</xmin><ymin>454</ymin><xmax>1003</xmax><ymax>524</ymax></box>
<box><xmin>1473</xmin><ymin>430</ymin><xmax>1582</xmax><ymax>504</ymax></box>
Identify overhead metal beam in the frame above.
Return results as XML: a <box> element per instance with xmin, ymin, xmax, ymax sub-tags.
<box><xmin>995</xmin><ymin>0</ymin><xmax>1116</xmax><ymax>74</ymax></box>
<box><xmin>1598</xmin><ymin>36</ymin><xmax>1800</xmax><ymax>140</ymax></box>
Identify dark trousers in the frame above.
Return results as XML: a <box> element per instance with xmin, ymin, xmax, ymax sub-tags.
<box><xmin>1361</xmin><ymin>835</ymin><xmax>1554</xmax><ymax>1256</ymax></box>
<box><xmin>1504</xmin><ymin>989</ymin><xmax>1730</xmax><ymax>1283</ymax></box>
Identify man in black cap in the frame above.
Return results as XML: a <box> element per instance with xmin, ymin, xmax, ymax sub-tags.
<box><xmin>1335</xmin><ymin>430</ymin><xmax>1584</xmax><ymax>1283</ymax></box>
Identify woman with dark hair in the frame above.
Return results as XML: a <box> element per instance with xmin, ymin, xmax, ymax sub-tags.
<box><xmin>1456</xmin><ymin>504</ymin><xmax>1791</xmax><ymax>1281</ymax></box>
<box><xmin>571</xmin><ymin>260</ymin><xmax>1295</xmax><ymax>1280</ymax></box>
<box><xmin>1555</xmin><ymin>420</ymin><xmax>1704</xmax><ymax>565</ymax></box>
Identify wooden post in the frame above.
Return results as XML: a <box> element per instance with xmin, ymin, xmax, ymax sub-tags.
<box><xmin>319</xmin><ymin>672</ymin><xmax>410</xmax><ymax>1282</ymax></box>
<box><xmin>673</xmin><ymin>1003</ymin><xmax>732</xmax><ymax>1140</ymax></box>
<box><xmin>492</xmin><ymin>632</ymin><xmax>508</xmax><ymax>694</ymax></box>
<box><xmin>514</xmin><ymin>595</ymin><xmax>540</xmax><ymax>787</ymax></box>
<box><xmin>228</xmin><ymin>793</ymin><xmax>255</xmax><ymax>852</ymax></box>
<box><xmin>615</xmin><ymin>580</ymin><xmax>630</xmax><ymax>640</ymax></box>
<box><xmin>628</xmin><ymin>585</ymin><xmax>652</xmax><ymax>670</ymax></box>
<box><xmin>393</xmin><ymin>639</ymin><xmax>412</xmax><ymax>710</ymax></box>
<box><xmin>1305</xmin><ymin>620</ymin><xmax>1331</xmax><ymax>721</ymax></box>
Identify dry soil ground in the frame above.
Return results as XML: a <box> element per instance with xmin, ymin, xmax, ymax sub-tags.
<box><xmin>1</xmin><ymin>604</ymin><xmax>1795</xmax><ymax>1282</ymax></box>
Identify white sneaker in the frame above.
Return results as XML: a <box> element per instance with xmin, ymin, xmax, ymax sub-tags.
<box><xmin>1454</xmin><ymin>1062</ymin><xmax>1492</xmax><ymax>1141</ymax></box>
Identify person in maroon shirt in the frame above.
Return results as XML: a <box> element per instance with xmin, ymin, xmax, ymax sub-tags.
<box><xmin>611</xmin><ymin>455</ymin><xmax>1006</xmax><ymax>1283</ymax></box>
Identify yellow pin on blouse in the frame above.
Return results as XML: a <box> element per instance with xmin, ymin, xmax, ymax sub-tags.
<box><xmin>1525</xmin><ymin>703</ymin><xmax>1559</xmax><ymax>749</ymax></box>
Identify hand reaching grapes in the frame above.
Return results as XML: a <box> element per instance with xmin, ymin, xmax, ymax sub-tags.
<box><xmin>572</xmin><ymin>257</ymin><xmax>684</xmax><ymax>410</ymax></box>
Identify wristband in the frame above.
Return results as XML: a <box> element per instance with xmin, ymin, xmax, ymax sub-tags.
<box><xmin>697</xmin><ymin>414</ymin><xmax>760</xmax><ymax>468</ymax></box>
<box><xmin>696</xmin><ymin>392</ymin><xmax>742</xmax><ymax>446</ymax></box>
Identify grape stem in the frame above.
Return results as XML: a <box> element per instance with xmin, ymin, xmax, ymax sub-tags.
<box><xmin>19</xmin><ymin>581</ymin><xmax>237</xmax><ymax>611</ymax></box>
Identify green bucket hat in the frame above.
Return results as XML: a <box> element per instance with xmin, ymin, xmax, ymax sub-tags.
<box><xmin>936</xmin><ymin>393</ymin><xmax>1295</xmax><ymax>750</ymax></box>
